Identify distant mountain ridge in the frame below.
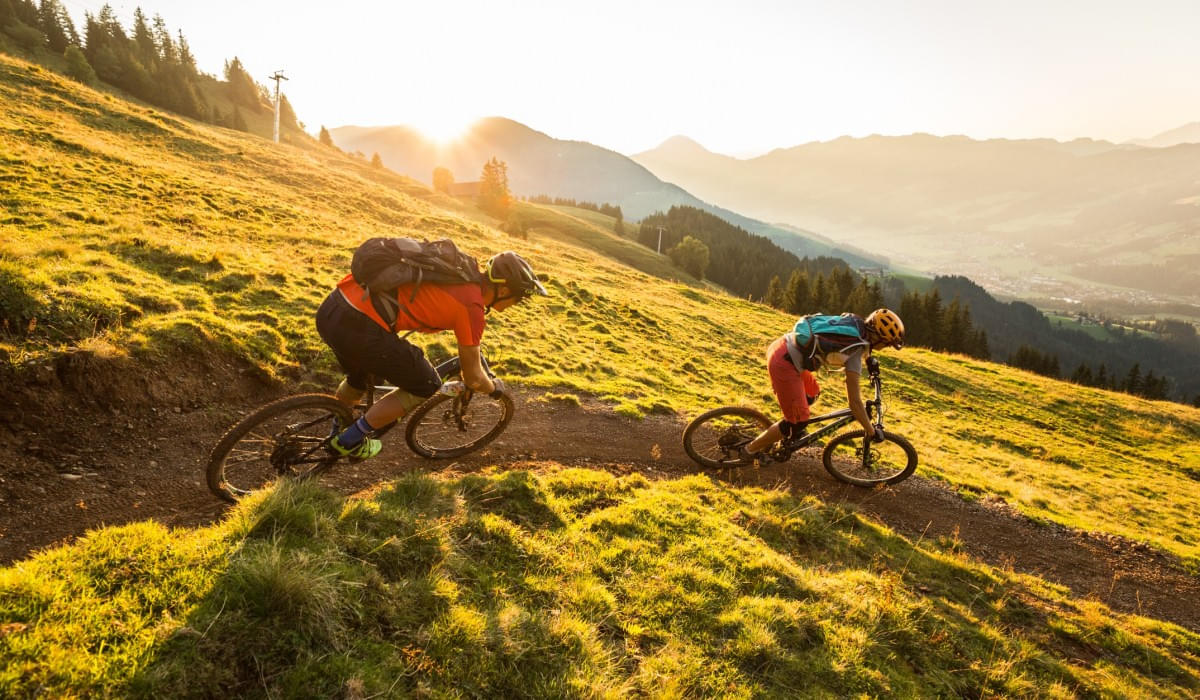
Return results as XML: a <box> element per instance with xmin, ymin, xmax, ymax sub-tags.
<box><xmin>1127</xmin><ymin>121</ymin><xmax>1200</xmax><ymax>148</ymax></box>
<box><xmin>633</xmin><ymin>132</ymin><xmax>1200</xmax><ymax>305</ymax></box>
<box><xmin>329</xmin><ymin>119</ymin><xmax>880</xmax><ymax>267</ymax></box>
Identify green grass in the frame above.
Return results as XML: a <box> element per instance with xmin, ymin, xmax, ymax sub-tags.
<box><xmin>3</xmin><ymin>51</ymin><xmax>1200</xmax><ymax>566</ymax></box>
<box><xmin>3</xmin><ymin>472</ymin><xmax>1199</xmax><ymax>698</ymax></box>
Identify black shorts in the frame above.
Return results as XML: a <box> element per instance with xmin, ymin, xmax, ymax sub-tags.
<box><xmin>315</xmin><ymin>291</ymin><xmax>441</xmax><ymax>397</ymax></box>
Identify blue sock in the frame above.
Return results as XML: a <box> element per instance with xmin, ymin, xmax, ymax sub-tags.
<box><xmin>336</xmin><ymin>416</ymin><xmax>376</xmax><ymax>448</ymax></box>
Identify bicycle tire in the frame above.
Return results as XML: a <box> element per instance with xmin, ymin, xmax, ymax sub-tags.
<box><xmin>821</xmin><ymin>429</ymin><xmax>917</xmax><ymax>487</ymax></box>
<box><xmin>206</xmin><ymin>393</ymin><xmax>353</xmax><ymax>503</ymax></box>
<box><xmin>682</xmin><ymin>406</ymin><xmax>772</xmax><ymax>469</ymax></box>
<box><xmin>404</xmin><ymin>391</ymin><xmax>514</xmax><ymax>459</ymax></box>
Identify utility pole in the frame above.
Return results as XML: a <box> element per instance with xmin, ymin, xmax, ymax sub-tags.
<box><xmin>269</xmin><ymin>70</ymin><xmax>288</xmax><ymax>143</ymax></box>
<box><xmin>656</xmin><ymin>225</ymin><xmax>666</xmax><ymax>254</ymax></box>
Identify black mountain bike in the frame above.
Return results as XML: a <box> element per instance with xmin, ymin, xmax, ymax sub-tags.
<box><xmin>682</xmin><ymin>356</ymin><xmax>917</xmax><ymax>487</ymax></box>
<box><xmin>206</xmin><ymin>353</ymin><xmax>513</xmax><ymax>503</ymax></box>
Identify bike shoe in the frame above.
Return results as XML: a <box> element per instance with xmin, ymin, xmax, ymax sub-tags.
<box><xmin>734</xmin><ymin>446</ymin><xmax>767</xmax><ymax>468</ymax></box>
<box><xmin>327</xmin><ymin>435</ymin><xmax>383</xmax><ymax>460</ymax></box>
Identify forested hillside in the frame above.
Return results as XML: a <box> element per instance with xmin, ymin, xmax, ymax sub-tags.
<box><xmin>0</xmin><ymin>0</ymin><xmax>305</xmax><ymax>141</ymax></box>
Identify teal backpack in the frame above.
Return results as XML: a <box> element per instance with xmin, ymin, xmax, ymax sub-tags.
<box><xmin>786</xmin><ymin>313</ymin><xmax>870</xmax><ymax>371</ymax></box>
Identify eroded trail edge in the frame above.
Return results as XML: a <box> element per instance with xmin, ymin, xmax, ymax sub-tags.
<box><xmin>2</xmin><ymin>386</ymin><xmax>1197</xmax><ymax>632</ymax></box>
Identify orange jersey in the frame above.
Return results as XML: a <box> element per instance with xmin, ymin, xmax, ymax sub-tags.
<box><xmin>336</xmin><ymin>274</ymin><xmax>486</xmax><ymax>346</ymax></box>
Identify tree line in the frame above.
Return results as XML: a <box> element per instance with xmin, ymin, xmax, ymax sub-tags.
<box><xmin>1010</xmin><ymin>345</ymin><xmax>1173</xmax><ymax>401</ymax></box>
<box><xmin>0</xmin><ymin>1</ymin><xmax>301</xmax><ymax>136</ymax></box>
<box><xmin>635</xmin><ymin>206</ymin><xmax>853</xmax><ymax>298</ymax></box>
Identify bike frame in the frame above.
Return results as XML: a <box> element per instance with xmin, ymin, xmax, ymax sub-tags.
<box><xmin>363</xmin><ymin>353</ymin><xmax>492</xmax><ymax>408</ymax></box>
<box><xmin>773</xmin><ymin>356</ymin><xmax>885</xmax><ymax>459</ymax></box>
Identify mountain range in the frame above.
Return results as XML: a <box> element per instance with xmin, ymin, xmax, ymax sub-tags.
<box><xmin>1127</xmin><ymin>121</ymin><xmax>1200</xmax><ymax>148</ymax></box>
<box><xmin>328</xmin><ymin>120</ymin><xmax>879</xmax><ymax>267</ymax></box>
<box><xmin>632</xmin><ymin>133</ymin><xmax>1200</xmax><ymax>307</ymax></box>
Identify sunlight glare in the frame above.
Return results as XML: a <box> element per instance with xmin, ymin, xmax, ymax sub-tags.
<box><xmin>410</xmin><ymin>111</ymin><xmax>478</xmax><ymax>145</ymax></box>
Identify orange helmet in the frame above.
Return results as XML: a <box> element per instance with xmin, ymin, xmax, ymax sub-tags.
<box><xmin>866</xmin><ymin>308</ymin><xmax>905</xmax><ymax>349</ymax></box>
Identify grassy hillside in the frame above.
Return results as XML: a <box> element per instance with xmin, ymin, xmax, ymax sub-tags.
<box><xmin>2</xmin><ymin>52</ymin><xmax>1200</xmax><ymax>565</ymax></box>
<box><xmin>4</xmin><ymin>50</ymin><xmax>1200</xmax><ymax>694</ymax></box>
<box><xmin>3</xmin><ymin>473</ymin><xmax>1199</xmax><ymax>697</ymax></box>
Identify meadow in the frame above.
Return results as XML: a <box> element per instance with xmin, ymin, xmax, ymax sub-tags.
<box><xmin>3</xmin><ymin>473</ymin><xmax>1199</xmax><ymax>697</ymax></box>
<box><xmin>2</xmin><ymin>51</ymin><xmax>1200</xmax><ymax>695</ymax></box>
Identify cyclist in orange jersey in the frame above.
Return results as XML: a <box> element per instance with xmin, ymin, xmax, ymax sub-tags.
<box><xmin>315</xmin><ymin>251</ymin><xmax>547</xmax><ymax>458</ymax></box>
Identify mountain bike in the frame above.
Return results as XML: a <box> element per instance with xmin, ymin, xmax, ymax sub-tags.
<box><xmin>206</xmin><ymin>353</ymin><xmax>513</xmax><ymax>503</ymax></box>
<box><xmin>682</xmin><ymin>356</ymin><xmax>917</xmax><ymax>486</ymax></box>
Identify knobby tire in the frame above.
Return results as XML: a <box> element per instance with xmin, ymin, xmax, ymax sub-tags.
<box><xmin>404</xmin><ymin>391</ymin><xmax>514</xmax><ymax>459</ymax></box>
<box><xmin>206</xmin><ymin>393</ymin><xmax>353</xmax><ymax>504</ymax></box>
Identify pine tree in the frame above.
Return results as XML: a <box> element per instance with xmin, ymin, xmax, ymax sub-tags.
<box><xmin>1192</xmin><ymin>394</ymin><xmax>1200</xmax><ymax>409</ymax></box>
<box><xmin>973</xmin><ymin>330</ymin><xmax>990</xmax><ymax>359</ymax></box>
<box><xmin>1096</xmin><ymin>364</ymin><xmax>1109</xmax><ymax>389</ymax></box>
<box><xmin>944</xmin><ymin>298</ymin><xmax>967</xmax><ymax>352</ymax></box>
<box><xmin>811</xmin><ymin>273</ymin><xmax>828</xmax><ymax>312</ymax></box>
<box><xmin>477</xmin><ymin>157</ymin><xmax>512</xmax><ymax>217</ymax></box>
<box><xmin>319</xmin><ymin>126</ymin><xmax>334</xmax><ymax>147</ymax></box>
<box><xmin>785</xmin><ymin>269</ymin><xmax>811</xmax><ymax>314</ymax></box>
<box><xmin>765</xmin><ymin>275</ymin><xmax>785</xmax><ymax>309</ymax></box>
<box><xmin>1123</xmin><ymin>363</ymin><xmax>1142</xmax><ymax>395</ymax></box>
<box><xmin>37</xmin><ymin>0</ymin><xmax>73</xmax><ymax>52</ymax></box>
<box><xmin>614</xmin><ymin>209</ymin><xmax>625</xmax><ymax>237</ymax></box>
<box><xmin>1070</xmin><ymin>363</ymin><xmax>1093</xmax><ymax>386</ymax></box>
<box><xmin>844</xmin><ymin>280</ymin><xmax>873</xmax><ymax>317</ymax></box>
<box><xmin>224</xmin><ymin>56</ymin><xmax>261</xmax><ymax>109</ymax></box>
<box><xmin>370</xmin><ymin>152</ymin><xmax>383</xmax><ymax>169</ymax></box>
<box><xmin>131</xmin><ymin>8</ymin><xmax>156</xmax><ymax>69</ymax></box>
<box><xmin>924</xmin><ymin>289</ymin><xmax>944</xmax><ymax>350</ymax></box>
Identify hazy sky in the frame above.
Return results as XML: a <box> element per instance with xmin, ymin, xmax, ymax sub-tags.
<box><xmin>59</xmin><ymin>0</ymin><xmax>1200</xmax><ymax>156</ymax></box>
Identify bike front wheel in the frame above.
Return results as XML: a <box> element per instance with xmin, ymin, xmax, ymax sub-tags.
<box><xmin>206</xmin><ymin>394</ymin><xmax>353</xmax><ymax>503</ymax></box>
<box><xmin>821</xmin><ymin>429</ymin><xmax>917</xmax><ymax>487</ymax></box>
<box><xmin>404</xmin><ymin>391</ymin><xmax>514</xmax><ymax>459</ymax></box>
<box><xmin>682</xmin><ymin>406</ymin><xmax>772</xmax><ymax>469</ymax></box>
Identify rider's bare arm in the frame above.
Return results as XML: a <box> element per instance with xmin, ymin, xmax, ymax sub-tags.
<box><xmin>844</xmin><ymin>371</ymin><xmax>874</xmax><ymax>433</ymax></box>
<box><xmin>458</xmin><ymin>344</ymin><xmax>496</xmax><ymax>394</ymax></box>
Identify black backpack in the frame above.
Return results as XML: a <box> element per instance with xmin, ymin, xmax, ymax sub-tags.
<box><xmin>350</xmin><ymin>237</ymin><xmax>482</xmax><ymax>331</ymax></box>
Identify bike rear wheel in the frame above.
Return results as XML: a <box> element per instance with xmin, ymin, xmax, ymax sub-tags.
<box><xmin>206</xmin><ymin>394</ymin><xmax>353</xmax><ymax>503</ymax></box>
<box><xmin>821</xmin><ymin>429</ymin><xmax>917</xmax><ymax>487</ymax></box>
<box><xmin>682</xmin><ymin>406</ymin><xmax>772</xmax><ymax>469</ymax></box>
<box><xmin>404</xmin><ymin>391</ymin><xmax>514</xmax><ymax>459</ymax></box>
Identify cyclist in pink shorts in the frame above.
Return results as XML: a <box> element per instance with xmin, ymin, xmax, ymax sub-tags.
<box><xmin>740</xmin><ymin>308</ymin><xmax>905</xmax><ymax>464</ymax></box>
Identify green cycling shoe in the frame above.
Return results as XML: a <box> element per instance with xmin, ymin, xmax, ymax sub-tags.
<box><xmin>327</xmin><ymin>435</ymin><xmax>383</xmax><ymax>460</ymax></box>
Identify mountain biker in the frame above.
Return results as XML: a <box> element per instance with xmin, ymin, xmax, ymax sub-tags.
<box><xmin>315</xmin><ymin>250</ymin><xmax>547</xmax><ymax>459</ymax></box>
<box><xmin>740</xmin><ymin>308</ymin><xmax>905</xmax><ymax>464</ymax></box>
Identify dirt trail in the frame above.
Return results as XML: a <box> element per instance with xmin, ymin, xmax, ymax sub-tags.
<box><xmin>1</xmin><ymin>388</ymin><xmax>1197</xmax><ymax>632</ymax></box>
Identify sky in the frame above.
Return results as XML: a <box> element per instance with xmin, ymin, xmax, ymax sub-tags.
<box><xmin>58</xmin><ymin>0</ymin><xmax>1200</xmax><ymax>157</ymax></box>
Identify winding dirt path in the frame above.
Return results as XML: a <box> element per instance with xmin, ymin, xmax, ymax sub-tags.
<box><xmin>1</xmin><ymin>389</ymin><xmax>1197</xmax><ymax>631</ymax></box>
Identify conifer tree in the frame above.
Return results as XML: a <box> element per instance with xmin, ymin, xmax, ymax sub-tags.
<box><xmin>1124</xmin><ymin>363</ymin><xmax>1142</xmax><ymax>395</ymax></box>
<box><xmin>477</xmin><ymin>157</ymin><xmax>512</xmax><ymax>217</ymax></box>
<box><xmin>785</xmin><ymin>269</ymin><xmax>811</xmax><ymax>314</ymax></box>
<box><xmin>370</xmin><ymin>152</ymin><xmax>383</xmax><ymax>169</ymax></box>
<box><xmin>131</xmin><ymin>8</ymin><xmax>156</xmax><ymax>69</ymax></box>
<box><xmin>811</xmin><ymin>274</ymin><xmax>828</xmax><ymax>312</ymax></box>
<box><xmin>224</xmin><ymin>56</ymin><xmax>261</xmax><ymax>108</ymax></box>
<box><xmin>319</xmin><ymin>126</ymin><xmax>334</xmax><ymax>147</ymax></box>
<box><xmin>37</xmin><ymin>0</ymin><xmax>73</xmax><ymax>52</ymax></box>
<box><xmin>1071</xmin><ymin>363</ymin><xmax>1093</xmax><ymax>385</ymax></box>
<box><xmin>765</xmin><ymin>275</ymin><xmax>785</xmax><ymax>309</ymax></box>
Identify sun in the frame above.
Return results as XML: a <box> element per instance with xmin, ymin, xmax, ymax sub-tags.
<box><xmin>411</xmin><ymin>112</ymin><xmax>478</xmax><ymax>145</ymax></box>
